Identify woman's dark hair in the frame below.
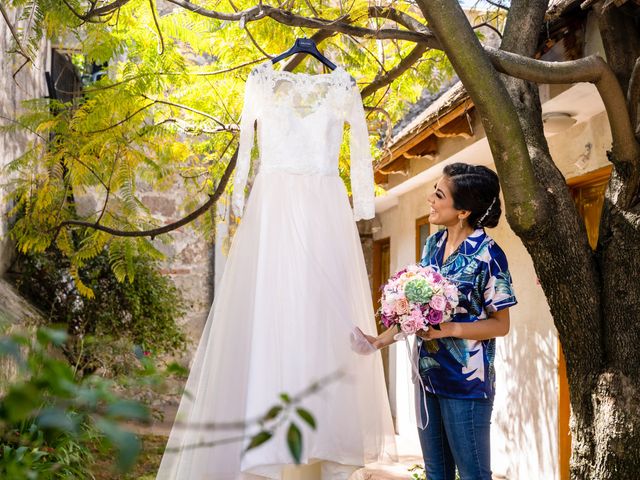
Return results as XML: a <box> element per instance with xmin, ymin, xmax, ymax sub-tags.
<box><xmin>442</xmin><ymin>162</ymin><xmax>502</xmax><ymax>228</ymax></box>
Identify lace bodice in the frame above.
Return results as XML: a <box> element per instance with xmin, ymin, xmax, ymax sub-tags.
<box><xmin>232</xmin><ymin>61</ymin><xmax>375</xmax><ymax>220</ymax></box>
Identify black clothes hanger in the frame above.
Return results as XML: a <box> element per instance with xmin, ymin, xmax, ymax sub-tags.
<box><xmin>270</xmin><ymin>38</ymin><xmax>337</xmax><ymax>71</ymax></box>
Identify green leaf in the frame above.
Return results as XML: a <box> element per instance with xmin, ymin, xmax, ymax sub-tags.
<box><xmin>279</xmin><ymin>393</ymin><xmax>291</xmax><ymax>404</ymax></box>
<box><xmin>286</xmin><ymin>422</ymin><xmax>303</xmax><ymax>464</ymax></box>
<box><xmin>35</xmin><ymin>407</ymin><xmax>78</xmax><ymax>433</ymax></box>
<box><xmin>165</xmin><ymin>361</ymin><xmax>189</xmax><ymax>377</ymax></box>
<box><xmin>36</xmin><ymin>327</ymin><xmax>68</xmax><ymax>347</ymax></box>
<box><xmin>295</xmin><ymin>408</ymin><xmax>316</xmax><ymax>430</ymax></box>
<box><xmin>94</xmin><ymin>418</ymin><xmax>141</xmax><ymax>472</ymax></box>
<box><xmin>0</xmin><ymin>337</ymin><xmax>23</xmax><ymax>364</ymax></box>
<box><xmin>246</xmin><ymin>430</ymin><xmax>272</xmax><ymax>451</ymax></box>
<box><xmin>106</xmin><ymin>400</ymin><xmax>150</xmax><ymax>422</ymax></box>
<box><xmin>2</xmin><ymin>385</ymin><xmax>40</xmax><ymax>422</ymax></box>
<box><xmin>263</xmin><ymin>405</ymin><xmax>283</xmax><ymax>422</ymax></box>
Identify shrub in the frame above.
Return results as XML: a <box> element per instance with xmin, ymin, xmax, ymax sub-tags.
<box><xmin>0</xmin><ymin>327</ymin><xmax>154</xmax><ymax>478</ymax></box>
<box><xmin>8</xmin><ymin>247</ymin><xmax>187</xmax><ymax>375</ymax></box>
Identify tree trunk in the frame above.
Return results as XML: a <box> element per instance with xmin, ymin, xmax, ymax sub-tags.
<box><xmin>590</xmin><ymin>3</ymin><xmax>640</xmax><ymax>477</ymax></box>
<box><xmin>418</xmin><ymin>1</ymin><xmax>640</xmax><ymax>478</ymax></box>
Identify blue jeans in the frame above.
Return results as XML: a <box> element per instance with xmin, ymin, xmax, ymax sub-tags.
<box><xmin>417</xmin><ymin>391</ymin><xmax>493</xmax><ymax>480</ymax></box>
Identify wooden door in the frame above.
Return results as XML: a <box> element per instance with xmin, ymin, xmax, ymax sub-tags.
<box><xmin>372</xmin><ymin>238</ymin><xmax>392</xmax><ymax>398</ymax></box>
<box><xmin>416</xmin><ymin>215</ymin><xmax>430</xmax><ymax>262</ymax></box>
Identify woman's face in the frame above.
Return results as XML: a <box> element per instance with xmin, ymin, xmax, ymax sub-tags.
<box><xmin>428</xmin><ymin>176</ymin><xmax>465</xmax><ymax>227</ymax></box>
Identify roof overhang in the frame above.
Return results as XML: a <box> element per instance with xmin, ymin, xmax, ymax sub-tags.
<box><xmin>375</xmin><ymin>81</ymin><xmax>605</xmax><ymax>214</ymax></box>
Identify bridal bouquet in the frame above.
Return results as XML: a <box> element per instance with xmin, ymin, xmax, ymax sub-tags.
<box><xmin>378</xmin><ymin>264</ymin><xmax>458</xmax><ymax>339</ymax></box>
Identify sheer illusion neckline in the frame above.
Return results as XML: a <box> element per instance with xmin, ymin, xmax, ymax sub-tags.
<box><xmin>264</xmin><ymin>60</ymin><xmax>345</xmax><ymax>79</ymax></box>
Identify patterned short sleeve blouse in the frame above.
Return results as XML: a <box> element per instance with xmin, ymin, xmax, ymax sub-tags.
<box><xmin>419</xmin><ymin>228</ymin><xmax>517</xmax><ymax>399</ymax></box>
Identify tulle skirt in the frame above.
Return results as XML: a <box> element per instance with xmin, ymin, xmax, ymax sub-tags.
<box><xmin>156</xmin><ymin>171</ymin><xmax>396</xmax><ymax>480</ymax></box>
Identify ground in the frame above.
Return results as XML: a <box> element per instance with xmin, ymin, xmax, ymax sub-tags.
<box><xmin>91</xmin><ymin>434</ymin><xmax>166</xmax><ymax>480</ymax></box>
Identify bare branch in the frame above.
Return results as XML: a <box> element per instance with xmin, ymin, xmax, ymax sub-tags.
<box><xmin>149</xmin><ymin>0</ymin><xmax>165</xmax><ymax>55</ymax></box>
<box><xmin>0</xmin><ymin>4</ymin><xmax>33</xmax><ymax>67</ymax></box>
<box><xmin>60</xmin><ymin>0</ymin><xmax>87</xmax><ymax>24</ymax></box>
<box><xmin>55</xmin><ymin>60</ymin><xmax>265</xmax><ymax>96</ymax></box>
<box><xmin>361</xmin><ymin>44</ymin><xmax>429</xmax><ymax>98</ymax></box>
<box><xmin>71</xmin><ymin>155</ymin><xmax>110</xmax><ymax>190</ymax></box>
<box><xmin>84</xmin><ymin>101</ymin><xmax>157</xmax><ymax>134</ymax></box>
<box><xmin>473</xmin><ymin>20</ymin><xmax>503</xmax><ymax>39</ymax></box>
<box><xmin>164</xmin><ymin>371</ymin><xmax>344</xmax><ymax>455</ymax></box>
<box><xmin>88</xmin><ymin>0</ymin><xmax>132</xmax><ymax>18</ymax></box>
<box><xmin>163</xmin><ymin>0</ymin><xmax>437</xmax><ymax>45</ymax></box>
<box><xmin>480</xmin><ymin>0</ymin><xmax>509</xmax><ymax>11</ymax></box>
<box><xmin>142</xmin><ymin>95</ymin><xmax>232</xmax><ymax>129</ymax></box>
<box><xmin>96</xmin><ymin>148</ymin><xmax>120</xmax><ymax>224</ymax></box>
<box><xmin>55</xmin><ymin>148</ymin><xmax>237</xmax><ymax>239</ymax></box>
<box><xmin>157</xmin><ymin>118</ymin><xmax>237</xmax><ymax>136</ymax></box>
<box><xmin>0</xmin><ymin>114</ymin><xmax>47</xmax><ymax>141</ymax></box>
<box><xmin>367</xmin><ymin>6</ymin><xmax>430</xmax><ymax>34</ymax></box>
<box><xmin>485</xmin><ymin>46</ymin><xmax>640</xmax><ymax>166</ymax></box>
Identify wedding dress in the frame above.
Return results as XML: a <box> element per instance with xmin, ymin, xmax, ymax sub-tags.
<box><xmin>156</xmin><ymin>61</ymin><xmax>396</xmax><ymax>480</ymax></box>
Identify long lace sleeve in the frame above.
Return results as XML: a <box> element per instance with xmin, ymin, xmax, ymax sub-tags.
<box><xmin>232</xmin><ymin>69</ymin><xmax>260</xmax><ymax>218</ymax></box>
<box><xmin>345</xmin><ymin>81</ymin><xmax>375</xmax><ymax>221</ymax></box>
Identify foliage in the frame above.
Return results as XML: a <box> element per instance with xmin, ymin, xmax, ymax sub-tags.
<box><xmin>245</xmin><ymin>390</ymin><xmax>318</xmax><ymax>464</ymax></box>
<box><xmin>0</xmin><ymin>322</ymin><xmax>302</xmax><ymax>477</ymax></box>
<box><xmin>408</xmin><ymin>464</ymin><xmax>460</xmax><ymax>480</ymax></box>
<box><xmin>1</xmin><ymin>0</ymin><xmax>455</xmax><ymax>284</ymax></box>
<box><xmin>9</xmin><ymin>246</ymin><xmax>187</xmax><ymax>375</ymax></box>
<box><xmin>0</xmin><ymin>325</ymin><xmax>155</xmax><ymax>478</ymax></box>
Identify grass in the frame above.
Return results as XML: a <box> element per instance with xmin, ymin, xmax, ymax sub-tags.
<box><xmin>91</xmin><ymin>433</ymin><xmax>167</xmax><ymax>480</ymax></box>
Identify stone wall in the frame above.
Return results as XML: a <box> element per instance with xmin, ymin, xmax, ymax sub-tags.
<box><xmin>139</xmin><ymin>182</ymin><xmax>216</xmax><ymax>348</ymax></box>
<box><xmin>0</xmin><ymin>8</ymin><xmax>49</xmax><ymax>276</ymax></box>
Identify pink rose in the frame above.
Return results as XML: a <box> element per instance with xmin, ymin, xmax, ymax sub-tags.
<box><xmin>427</xmin><ymin>309</ymin><xmax>444</xmax><ymax>325</ymax></box>
<box><xmin>429</xmin><ymin>295</ymin><xmax>447</xmax><ymax>311</ymax></box>
<box><xmin>444</xmin><ymin>283</ymin><xmax>458</xmax><ymax>299</ymax></box>
<box><xmin>381</xmin><ymin>301</ymin><xmax>395</xmax><ymax>316</ymax></box>
<box><xmin>394</xmin><ymin>297</ymin><xmax>410</xmax><ymax>315</ymax></box>
<box><xmin>401</xmin><ymin>316</ymin><xmax>424</xmax><ymax>335</ymax></box>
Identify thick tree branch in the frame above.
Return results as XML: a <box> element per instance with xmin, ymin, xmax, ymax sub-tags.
<box><xmin>367</xmin><ymin>6</ymin><xmax>431</xmax><ymax>34</ymax></box>
<box><xmin>416</xmin><ymin>0</ymin><xmax>547</xmax><ymax>235</ymax></box>
<box><xmin>281</xmin><ymin>30</ymin><xmax>336</xmax><ymax>71</ymax></box>
<box><xmin>88</xmin><ymin>0</ymin><xmax>132</xmax><ymax>18</ymax></box>
<box><xmin>56</xmin><ymin>149</ymin><xmax>238</xmax><ymax>239</ymax></box>
<box><xmin>361</xmin><ymin>44</ymin><xmax>429</xmax><ymax>98</ymax></box>
<box><xmin>485</xmin><ymin>47</ymin><xmax>640</xmax><ymax>167</ymax></box>
<box><xmin>163</xmin><ymin>0</ymin><xmax>437</xmax><ymax>45</ymax></box>
<box><xmin>499</xmin><ymin>7</ymin><xmax>603</xmax><ymax>475</ymax></box>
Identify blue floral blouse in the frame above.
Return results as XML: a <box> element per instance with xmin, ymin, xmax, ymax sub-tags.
<box><xmin>418</xmin><ymin>228</ymin><xmax>517</xmax><ymax>399</ymax></box>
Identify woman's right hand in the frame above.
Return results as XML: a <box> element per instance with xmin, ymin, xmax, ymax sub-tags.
<box><xmin>351</xmin><ymin>327</ymin><xmax>378</xmax><ymax>355</ymax></box>
<box><xmin>363</xmin><ymin>332</ymin><xmax>381</xmax><ymax>349</ymax></box>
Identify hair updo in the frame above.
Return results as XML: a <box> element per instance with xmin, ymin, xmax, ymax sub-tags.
<box><xmin>442</xmin><ymin>163</ymin><xmax>502</xmax><ymax>228</ymax></box>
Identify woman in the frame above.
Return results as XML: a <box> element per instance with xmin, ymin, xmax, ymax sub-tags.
<box><xmin>365</xmin><ymin>162</ymin><xmax>517</xmax><ymax>480</ymax></box>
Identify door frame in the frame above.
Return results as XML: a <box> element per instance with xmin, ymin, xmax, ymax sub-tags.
<box><xmin>561</xmin><ymin>165</ymin><xmax>611</xmax><ymax>480</ymax></box>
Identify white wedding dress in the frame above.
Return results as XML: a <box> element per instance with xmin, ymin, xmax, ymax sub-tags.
<box><xmin>156</xmin><ymin>61</ymin><xmax>396</xmax><ymax>480</ymax></box>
